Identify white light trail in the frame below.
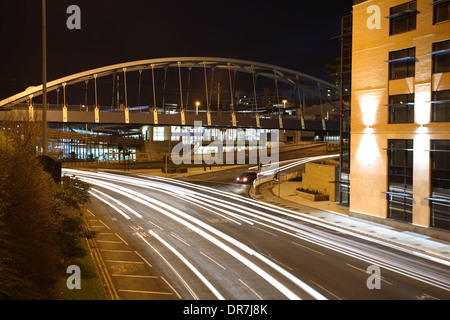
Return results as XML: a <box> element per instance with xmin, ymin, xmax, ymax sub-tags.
<box><xmin>135</xmin><ymin>232</ymin><xmax>199</xmax><ymax>300</ymax></box>
<box><xmin>65</xmin><ymin>169</ymin><xmax>450</xmax><ymax>294</ymax></box>
<box><xmin>88</xmin><ymin>190</ymin><xmax>131</xmax><ymax>220</ymax></box>
<box><xmin>73</xmin><ymin>174</ymin><xmax>325</xmax><ymax>300</ymax></box>
<box><xmin>91</xmin><ymin>188</ymin><xmax>143</xmax><ymax>219</ymax></box>
<box><xmin>149</xmin><ymin>230</ymin><xmax>225</xmax><ymax>300</ymax></box>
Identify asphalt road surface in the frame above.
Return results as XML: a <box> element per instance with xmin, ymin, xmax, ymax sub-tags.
<box><xmin>65</xmin><ymin>169</ymin><xmax>450</xmax><ymax>300</ymax></box>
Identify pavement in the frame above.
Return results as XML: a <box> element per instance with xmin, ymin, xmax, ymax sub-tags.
<box><xmin>116</xmin><ymin>165</ymin><xmax>450</xmax><ymax>264</ymax></box>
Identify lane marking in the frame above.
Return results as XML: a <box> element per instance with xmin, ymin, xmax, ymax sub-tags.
<box><xmin>105</xmin><ymin>260</ymin><xmax>144</xmax><ymax>264</ymax></box>
<box><xmin>161</xmin><ymin>276</ymin><xmax>182</xmax><ymax>299</ymax></box>
<box><xmin>99</xmin><ymin>220</ymin><xmax>111</xmax><ymax>229</ymax></box>
<box><xmin>148</xmin><ymin>220</ymin><xmax>164</xmax><ymax>230</ymax></box>
<box><xmin>253</xmin><ymin>226</ymin><xmax>279</xmax><ymax>237</ymax></box>
<box><xmin>171</xmin><ymin>232</ymin><xmax>191</xmax><ymax>247</ymax></box>
<box><xmin>118</xmin><ymin>289</ymin><xmax>172</xmax><ymax>296</ymax></box>
<box><xmin>346</xmin><ymin>263</ymin><xmax>393</xmax><ymax>286</ymax></box>
<box><xmin>260</xmin><ymin>252</ymin><xmax>293</xmax><ymax>271</ymax></box>
<box><xmin>86</xmin><ymin>209</ymin><xmax>95</xmax><ymax>217</ymax></box>
<box><xmin>97</xmin><ymin>240</ymin><xmax>123</xmax><ymax>244</ymax></box>
<box><xmin>310</xmin><ymin>280</ymin><xmax>342</xmax><ymax>300</ymax></box>
<box><xmin>134</xmin><ymin>251</ymin><xmax>153</xmax><ymax>268</ymax></box>
<box><xmin>238</xmin><ymin>279</ymin><xmax>263</xmax><ymax>300</ymax></box>
<box><xmin>115</xmin><ymin>233</ymin><xmax>129</xmax><ymax>246</ymax></box>
<box><xmin>111</xmin><ymin>274</ymin><xmax>157</xmax><ymax>278</ymax></box>
<box><xmin>200</xmin><ymin>251</ymin><xmax>227</xmax><ymax>270</ymax></box>
<box><xmin>291</xmin><ymin>241</ymin><xmax>325</xmax><ymax>256</ymax></box>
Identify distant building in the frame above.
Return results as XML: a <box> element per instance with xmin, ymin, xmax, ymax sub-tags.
<box><xmin>349</xmin><ymin>0</ymin><xmax>450</xmax><ymax>237</ymax></box>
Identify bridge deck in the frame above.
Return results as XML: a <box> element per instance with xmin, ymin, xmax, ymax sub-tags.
<box><xmin>0</xmin><ymin>109</ymin><xmax>339</xmax><ymax>131</ymax></box>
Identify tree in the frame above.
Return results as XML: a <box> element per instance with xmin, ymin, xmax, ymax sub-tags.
<box><xmin>0</xmin><ymin>120</ymin><xmax>90</xmax><ymax>299</ymax></box>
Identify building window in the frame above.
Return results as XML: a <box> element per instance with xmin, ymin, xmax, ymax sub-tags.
<box><xmin>432</xmin><ymin>39</ymin><xmax>450</xmax><ymax>74</ymax></box>
<box><xmin>385</xmin><ymin>140</ymin><xmax>414</xmax><ymax>223</ymax></box>
<box><xmin>431</xmin><ymin>89</ymin><xmax>450</xmax><ymax>122</ymax></box>
<box><xmin>429</xmin><ymin>140</ymin><xmax>450</xmax><ymax>231</ymax></box>
<box><xmin>388</xmin><ymin>47</ymin><xmax>416</xmax><ymax>80</ymax></box>
<box><xmin>389</xmin><ymin>1</ymin><xmax>418</xmax><ymax>36</ymax></box>
<box><xmin>388</xmin><ymin>94</ymin><xmax>415</xmax><ymax>123</ymax></box>
<box><xmin>433</xmin><ymin>0</ymin><xmax>450</xmax><ymax>24</ymax></box>
<box><xmin>153</xmin><ymin>126</ymin><xmax>165</xmax><ymax>141</ymax></box>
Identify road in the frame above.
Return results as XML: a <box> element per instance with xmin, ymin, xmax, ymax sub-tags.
<box><xmin>64</xmin><ymin>168</ymin><xmax>450</xmax><ymax>300</ymax></box>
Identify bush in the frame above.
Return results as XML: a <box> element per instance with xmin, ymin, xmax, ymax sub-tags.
<box><xmin>53</xmin><ymin>176</ymin><xmax>90</xmax><ymax>256</ymax></box>
<box><xmin>0</xmin><ymin>122</ymin><xmax>90</xmax><ymax>299</ymax></box>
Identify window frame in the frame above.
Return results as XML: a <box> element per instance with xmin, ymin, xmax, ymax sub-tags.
<box><xmin>388</xmin><ymin>1</ymin><xmax>418</xmax><ymax>36</ymax></box>
<box><xmin>427</xmin><ymin>140</ymin><xmax>450</xmax><ymax>231</ymax></box>
<box><xmin>431</xmin><ymin>89</ymin><xmax>450</xmax><ymax>122</ymax></box>
<box><xmin>388</xmin><ymin>47</ymin><xmax>416</xmax><ymax>80</ymax></box>
<box><xmin>432</xmin><ymin>0</ymin><xmax>450</xmax><ymax>24</ymax></box>
<box><xmin>431</xmin><ymin>39</ymin><xmax>450</xmax><ymax>74</ymax></box>
<box><xmin>387</xmin><ymin>93</ymin><xmax>415</xmax><ymax>124</ymax></box>
<box><xmin>385</xmin><ymin>139</ymin><xmax>414</xmax><ymax>223</ymax></box>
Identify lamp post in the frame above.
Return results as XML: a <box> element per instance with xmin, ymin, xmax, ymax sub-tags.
<box><xmin>42</xmin><ymin>0</ymin><xmax>48</xmax><ymax>155</ymax></box>
<box><xmin>196</xmin><ymin>101</ymin><xmax>200</xmax><ymax>115</ymax></box>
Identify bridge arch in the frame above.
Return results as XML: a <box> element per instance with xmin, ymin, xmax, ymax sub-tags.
<box><xmin>0</xmin><ymin>57</ymin><xmax>339</xmax><ymax>109</ymax></box>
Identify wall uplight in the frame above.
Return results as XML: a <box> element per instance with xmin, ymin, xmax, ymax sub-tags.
<box><xmin>357</xmin><ymin>91</ymin><xmax>383</xmax><ymax>128</ymax></box>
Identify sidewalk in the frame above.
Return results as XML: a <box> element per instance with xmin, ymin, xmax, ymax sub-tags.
<box><xmin>252</xmin><ymin>180</ymin><xmax>450</xmax><ymax>263</ymax></box>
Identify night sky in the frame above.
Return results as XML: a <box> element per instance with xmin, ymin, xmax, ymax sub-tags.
<box><xmin>0</xmin><ymin>0</ymin><xmax>353</xmax><ymax>101</ymax></box>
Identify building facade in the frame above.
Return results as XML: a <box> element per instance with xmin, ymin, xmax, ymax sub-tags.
<box><xmin>350</xmin><ymin>0</ymin><xmax>450</xmax><ymax>237</ymax></box>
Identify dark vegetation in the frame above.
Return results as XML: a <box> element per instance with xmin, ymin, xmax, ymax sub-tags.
<box><xmin>0</xmin><ymin>121</ymin><xmax>90</xmax><ymax>299</ymax></box>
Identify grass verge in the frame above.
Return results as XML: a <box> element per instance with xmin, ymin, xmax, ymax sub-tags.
<box><xmin>58</xmin><ymin>238</ymin><xmax>107</xmax><ymax>300</ymax></box>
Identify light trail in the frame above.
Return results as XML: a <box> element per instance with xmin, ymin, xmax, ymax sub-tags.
<box><xmin>70</xmin><ymin>173</ymin><xmax>326</xmax><ymax>300</ymax></box>
<box><xmin>248</xmin><ymin>154</ymin><xmax>339</xmax><ymax>176</ymax></box>
<box><xmin>65</xmin><ymin>169</ymin><xmax>450</xmax><ymax>295</ymax></box>
<box><xmin>91</xmin><ymin>188</ymin><xmax>143</xmax><ymax>219</ymax></box>
<box><xmin>149</xmin><ymin>230</ymin><xmax>225</xmax><ymax>300</ymax></box>
<box><xmin>88</xmin><ymin>190</ymin><xmax>131</xmax><ymax>220</ymax></box>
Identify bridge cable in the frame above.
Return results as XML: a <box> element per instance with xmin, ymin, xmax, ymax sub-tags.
<box><xmin>177</xmin><ymin>62</ymin><xmax>184</xmax><ymax>111</ymax></box>
<box><xmin>151</xmin><ymin>64</ymin><xmax>157</xmax><ymax>110</ymax></box>
<box><xmin>94</xmin><ymin>74</ymin><xmax>98</xmax><ymax>108</ymax></box>
<box><xmin>208</xmin><ymin>66</ymin><xmax>215</xmax><ymax>112</ymax></box>
<box><xmin>203</xmin><ymin>62</ymin><xmax>209</xmax><ymax>112</ymax></box>
<box><xmin>123</xmin><ymin>68</ymin><xmax>128</xmax><ymax>108</ymax></box>
<box><xmin>185</xmin><ymin>67</ymin><xmax>192</xmax><ymax>110</ymax></box>
<box><xmin>162</xmin><ymin>66</ymin><xmax>168</xmax><ymax>113</ymax></box>
<box><xmin>111</xmin><ymin>73</ymin><xmax>116</xmax><ymax>111</ymax></box>
<box><xmin>137</xmin><ymin>70</ymin><xmax>142</xmax><ymax>111</ymax></box>
<box><xmin>227</xmin><ymin>63</ymin><xmax>234</xmax><ymax>113</ymax></box>
<box><xmin>84</xmin><ymin>80</ymin><xmax>89</xmax><ymax>107</ymax></box>
<box><xmin>63</xmin><ymin>82</ymin><xmax>66</xmax><ymax>109</ymax></box>
<box><xmin>251</xmin><ymin>66</ymin><xmax>258</xmax><ymax>114</ymax></box>
<box><xmin>274</xmin><ymin>70</ymin><xmax>280</xmax><ymax>116</ymax></box>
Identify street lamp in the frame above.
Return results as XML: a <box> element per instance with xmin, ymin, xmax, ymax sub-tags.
<box><xmin>196</xmin><ymin>101</ymin><xmax>200</xmax><ymax>115</ymax></box>
<box><xmin>42</xmin><ymin>0</ymin><xmax>47</xmax><ymax>155</ymax></box>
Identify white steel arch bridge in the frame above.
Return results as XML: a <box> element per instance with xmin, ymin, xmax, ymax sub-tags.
<box><xmin>0</xmin><ymin>57</ymin><xmax>340</xmax><ymax>131</ymax></box>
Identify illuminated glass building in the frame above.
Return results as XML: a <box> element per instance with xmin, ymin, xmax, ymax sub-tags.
<box><xmin>350</xmin><ymin>0</ymin><xmax>450</xmax><ymax>236</ymax></box>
